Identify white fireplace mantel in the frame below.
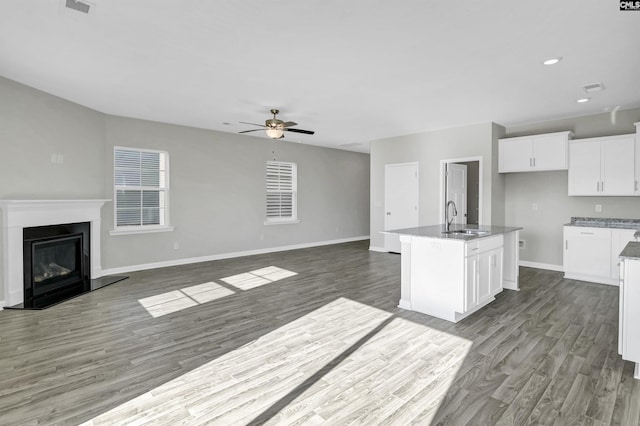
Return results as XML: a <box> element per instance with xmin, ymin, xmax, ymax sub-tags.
<box><xmin>0</xmin><ymin>199</ymin><xmax>109</xmax><ymax>307</ymax></box>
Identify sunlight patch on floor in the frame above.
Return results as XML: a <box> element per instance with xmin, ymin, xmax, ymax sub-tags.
<box><xmin>138</xmin><ymin>282</ymin><xmax>236</xmax><ymax>318</ymax></box>
<box><xmin>84</xmin><ymin>298</ymin><xmax>472</xmax><ymax>425</ymax></box>
<box><xmin>220</xmin><ymin>266</ymin><xmax>298</xmax><ymax>290</ymax></box>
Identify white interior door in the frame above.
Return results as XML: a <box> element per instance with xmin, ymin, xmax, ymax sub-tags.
<box><xmin>384</xmin><ymin>163</ymin><xmax>419</xmax><ymax>253</ymax></box>
<box><xmin>446</xmin><ymin>163</ymin><xmax>467</xmax><ymax>226</ymax></box>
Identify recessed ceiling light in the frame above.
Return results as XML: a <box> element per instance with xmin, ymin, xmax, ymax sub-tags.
<box><xmin>577</xmin><ymin>98</ymin><xmax>591</xmax><ymax>103</ymax></box>
<box><xmin>543</xmin><ymin>57</ymin><xmax>562</xmax><ymax>65</ymax></box>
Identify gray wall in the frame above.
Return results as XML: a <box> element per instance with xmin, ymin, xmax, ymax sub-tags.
<box><xmin>0</xmin><ymin>77</ymin><xmax>106</xmax><ymax>198</ymax></box>
<box><xmin>369</xmin><ymin>122</ymin><xmax>506</xmax><ymax>250</ymax></box>
<box><xmin>102</xmin><ymin>116</ymin><xmax>370</xmax><ymax>270</ymax></box>
<box><xmin>0</xmin><ymin>76</ymin><xmax>370</xmax><ymax>302</ymax></box>
<box><xmin>504</xmin><ymin>108</ymin><xmax>640</xmax><ymax>267</ymax></box>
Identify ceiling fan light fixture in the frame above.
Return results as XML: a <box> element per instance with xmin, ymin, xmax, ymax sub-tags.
<box><xmin>266</xmin><ymin>128</ymin><xmax>284</xmax><ymax>139</ymax></box>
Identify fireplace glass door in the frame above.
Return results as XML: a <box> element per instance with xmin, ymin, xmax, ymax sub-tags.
<box><xmin>30</xmin><ymin>234</ymin><xmax>84</xmax><ymax>296</ymax></box>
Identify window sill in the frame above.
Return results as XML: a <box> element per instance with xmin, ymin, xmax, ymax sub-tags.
<box><xmin>264</xmin><ymin>220</ymin><xmax>300</xmax><ymax>226</ymax></box>
<box><xmin>110</xmin><ymin>226</ymin><xmax>175</xmax><ymax>236</ymax></box>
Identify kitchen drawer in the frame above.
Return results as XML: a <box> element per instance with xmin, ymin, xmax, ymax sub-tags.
<box><xmin>478</xmin><ymin>235</ymin><xmax>504</xmax><ymax>252</ymax></box>
<box><xmin>466</xmin><ymin>235</ymin><xmax>503</xmax><ymax>256</ymax></box>
<box><xmin>465</xmin><ymin>241</ymin><xmax>479</xmax><ymax>256</ymax></box>
<box><xmin>564</xmin><ymin>226</ymin><xmax>611</xmax><ymax>239</ymax></box>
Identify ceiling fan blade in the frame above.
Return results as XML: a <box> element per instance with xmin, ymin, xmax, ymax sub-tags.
<box><xmin>284</xmin><ymin>128</ymin><xmax>315</xmax><ymax>135</ymax></box>
<box><xmin>239</xmin><ymin>121</ymin><xmax>266</xmax><ymax>128</ymax></box>
<box><xmin>282</xmin><ymin>121</ymin><xmax>298</xmax><ymax>128</ymax></box>
<box><xmin>238</xmin><ymin>129</ymin><xmax>264</xmax><ymax>133</ymax></box>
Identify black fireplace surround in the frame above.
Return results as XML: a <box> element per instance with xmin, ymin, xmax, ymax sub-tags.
<box><xmin>22</xmin><ymin>222</ymin><xmax>91</xmax><ymax>308</ymax></box>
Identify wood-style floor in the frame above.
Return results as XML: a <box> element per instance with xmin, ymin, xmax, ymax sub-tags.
<box><xmin>1</xmin><ymin>240</ymin><xmax>639</xmax><ymax>425</ymax></box>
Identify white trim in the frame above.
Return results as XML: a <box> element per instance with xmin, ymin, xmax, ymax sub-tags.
<box><xmin>398</xmin><ymin>300</ymin><xmax>412</xmax><ymax>310</ymax></box>
<box><xmin>563</xmin><ymin>272</ymin><xmax>618</xmax><ymax>286</ymax></box>
<box><xmin>102</xmin><ymin>235</ymin><xmax>369</xmax><ymax>275</ymax></box>
<box><xmin>369</xmin><ymin>246</ymin><xmax>387</xmax><ymax>252</ymax></box>
<box><xmin>263</xmin><ymin>220</ymin><xmax>300</xmax><ymax>226</ymax></box>
<box><xmin>110</xmin><ymin>226</ymin><xmax>175</xmax><ymax>236</ymax></box>
<box><xmin>0</xmin><ymin>300</ymin><xmax>5</xmax><ymax>309</ymax></box>
<box><xmin>519</xmin><ymin>260</ymin><xmax>563</xmax><ymax>272</ymax></box>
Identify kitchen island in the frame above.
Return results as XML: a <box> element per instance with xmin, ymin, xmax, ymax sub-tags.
<box><xmin>386</xmin><ymin>225</ymin><xmax>522</xmax><ymax>323</ymax></box>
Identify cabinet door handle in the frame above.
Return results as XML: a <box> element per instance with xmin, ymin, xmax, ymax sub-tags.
<box><xmin>635</xmin><ymin>180</ymin><xmax>638</xmax><ymax>191</ymax></box>
<box><xmin>565</xmin><ymin>240</ymin><xmax>568</xmax><ymax>250</ymax></box>
<box><xmin>597</xmin><ymin>182</ymin><xmax>600</xmax><ymax>192</ymax></box>
<box><xmin>533</xmin><ymin>157</ymin><xmax>536</xmax><ymax>167</ymax></box>
<box><xmin>601</xmin><ymin>181</ymin><xmax>604</xmax><ymax>192</ymax></box>
<box><xmin>580</xmin><ymin>232</ymin><xmax>595</xmax><ymax>235</ymax></box>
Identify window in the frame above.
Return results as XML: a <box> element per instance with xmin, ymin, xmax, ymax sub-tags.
<box><xmin>112</xmin><ymin>147</ymin><xmax>172</xmax><ymax>234</ymax></box>
<box><xmin>265</xmin><ymin>161</ymin><xmax>298</xmax><ymax>224</ymax></box>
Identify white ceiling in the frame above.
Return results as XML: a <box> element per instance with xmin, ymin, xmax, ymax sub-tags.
<box><xmin>1</xmin><ymin>1</ymin><xmax>639</xmax><ymax>153</ymax></box>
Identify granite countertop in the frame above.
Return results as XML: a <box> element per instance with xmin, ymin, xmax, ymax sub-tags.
<box><xmin>384</xmin><ymin>224</ymin><xmax>523</xmax><ymax>241</ymax></box>
<box><xmin>565</xmin><ymin>217</ymin><xmax>640</xmax><ymax>230</ymax></box>
<box><xmin>620</xmin><ymin>241</ymin><xmax>640</xmax><ymax>260</ymax></box>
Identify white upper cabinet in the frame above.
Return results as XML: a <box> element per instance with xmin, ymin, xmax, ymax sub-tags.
<box><xmin>568</xmin><ymin>135</ymin><xmax>636</xmax><ymax>196</ymax></box>
<box><xmin>499</xmin><ymin>131</ymin><xmax>573</xmax><ymax>173</ymax></box>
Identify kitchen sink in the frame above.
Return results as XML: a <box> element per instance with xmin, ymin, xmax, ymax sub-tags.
<box><xmin>443</xmin><ymin>229</ymin><xmax>490</xmax><ymax>236</ymax></box>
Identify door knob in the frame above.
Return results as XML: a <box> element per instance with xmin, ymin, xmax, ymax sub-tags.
<box><xmin>386</xmin><ymin>212</ymin><xmax>391</xmax><ymax>215</ymax></box>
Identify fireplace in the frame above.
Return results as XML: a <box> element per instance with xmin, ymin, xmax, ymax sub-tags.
<box><xmin>22</xmin><ymin>222</ymin><xmax>90</xmax><ymax>308</ymax></box>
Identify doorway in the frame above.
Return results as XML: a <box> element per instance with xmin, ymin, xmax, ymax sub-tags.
<box><xmin>384</xmin><ymin>162</ymin><xmax>419</xmax><ymax>253</ymax></box>
<box><xmin>441</xmin><ymin>158</ymin><xmax>481</xmax><ymax>226</ymax></box>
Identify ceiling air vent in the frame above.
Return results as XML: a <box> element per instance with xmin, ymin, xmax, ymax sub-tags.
<box><xmin>583</xmin><ymin>83</ymin><xmax>605</xmax><ymax>93</ymax></box>
<box><xmin>65</xmin><ymin>0</ymin><xmax>91</xmax><ymax>14</ymax></box>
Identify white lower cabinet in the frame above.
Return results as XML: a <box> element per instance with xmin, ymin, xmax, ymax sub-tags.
<box><xmin>564</xmin><ymin>226</ymin><xmax>637</xmax><ymax>285</ymax></box>
<box><xmin>465</xmin><ymin>235</ymin><xmax>504</xmax><ymax>312</ymax></box>
<box><xmin>619</xmin><ymin>257</ymin><xmax>640</xmax><ymax>379</ymax></box>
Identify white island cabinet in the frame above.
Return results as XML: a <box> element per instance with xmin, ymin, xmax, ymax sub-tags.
<box><xmin>619</xmin><ymin>242</ymin><xmax>640</xmax><ymax>380</ymax></box>
<box><xmin>391</xmin><ymin>225</ymin><xmax>521</xmax><ymax>323</ymax></box>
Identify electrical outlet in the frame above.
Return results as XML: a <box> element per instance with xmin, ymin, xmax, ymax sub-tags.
<box><xmin>595</xmin><ymin>204</ymin><xmax>602</xmax><ymax>213</ymax></box>
<box><xmin>173</xmin><ymin>241</ymin><xmax>179</xmax><ymax>250</ymax></box>
<box><xmin>519</xmin><ymin>240</ymin><xmax>526</xmax><ymax>249</ymax></box>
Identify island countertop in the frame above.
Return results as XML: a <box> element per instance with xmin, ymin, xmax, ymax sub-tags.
<box><xmin>385</xmin><ymin>224</ymin><xmax>523</xmax><ymax>241</ymax></box>
<box><xmin>620</xmin><ymin>241</ymin><xmax>640</xmax><ymax>260</ymax></box>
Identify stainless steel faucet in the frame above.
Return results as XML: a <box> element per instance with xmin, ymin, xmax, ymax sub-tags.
<box><xmin>446</xmin><ymin>200</ymin><xmax>458</xmax><ymax>231</ymax></box>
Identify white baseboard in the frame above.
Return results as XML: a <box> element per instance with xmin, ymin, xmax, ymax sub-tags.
<box><xmin>563</xmin><ymin>272</ymin><xmax>618</xmax><ymax>286</ymax></box>
<box><xmin>101</xmin><ymin>236</ymin><xmax>370</xmax><ymax>276</ymax></box>
<box><xmin>369</xmin><ymin>246</ymin><xmax>388</xmax><ymax>253</ymax></box>
<box><xmin>0</xmin><ymin>300</ymin><xmax>5</xmax><ymax>309</ymax></box>
<box><xmin>398</xmin><ymin>300</ymin><xmax>411</xmax><ymax>310</ymax></box>
<box><xmin>519</xmin><ymin>260</ymin><xmax>563</xmax><ymax>272</ymax></box>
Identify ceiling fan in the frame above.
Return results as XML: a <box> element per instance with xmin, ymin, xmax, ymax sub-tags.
<box><xmin>239</xmin><ymin>109</ymin><xmax>315</xmax><ymax>139</ymax></box>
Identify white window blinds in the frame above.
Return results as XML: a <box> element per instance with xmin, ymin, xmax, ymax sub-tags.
<box><xmin>114</xmin><ymin>148</ymin><xmax>168</xmax><ymax>228</ymax></box>
<box><xmin>266</xmin><ymin>161</ymin><xmax>297</xmax><ymax>223</ymax></box>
